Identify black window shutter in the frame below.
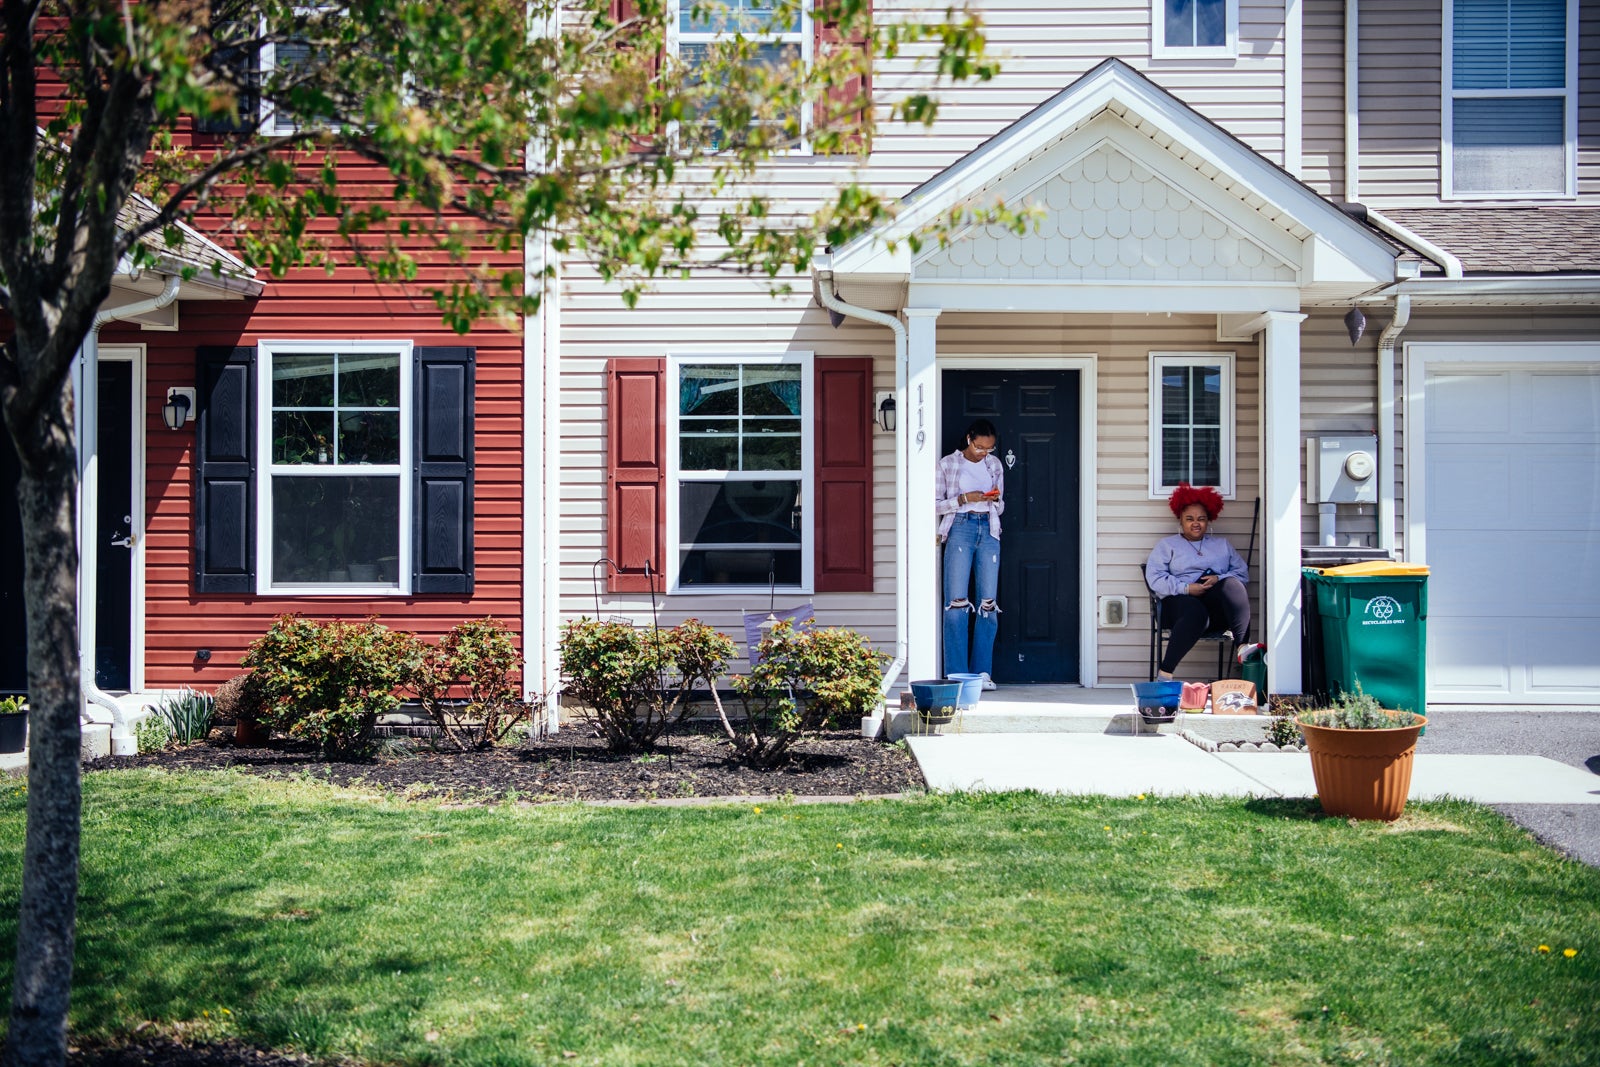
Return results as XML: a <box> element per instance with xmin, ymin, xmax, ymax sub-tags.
<box><xmin>194</xmin><ymin>346</ymin><xmax>256</xmax><ymax>593</ymax></box>
<box><xmin>413</xmin><ymin>346</ymin><xmax>475</xmax><ymax>594</ymax></box>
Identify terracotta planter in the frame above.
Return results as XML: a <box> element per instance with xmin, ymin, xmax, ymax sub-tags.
<box><xmin>235</xmin><ymin>716</ymin><xmax>269</xmax><ymax>746</ymax></box>
<box><xmin>1299</xmin><ymin>715</ymin><xmax>1428</xmax><ymax>821</ymax></box>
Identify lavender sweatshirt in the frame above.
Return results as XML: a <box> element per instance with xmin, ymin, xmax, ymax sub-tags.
<box><xmin>1145</xmin><ymin>533</ymin><xmax>1248</xmax><ymax>599</ymax></box>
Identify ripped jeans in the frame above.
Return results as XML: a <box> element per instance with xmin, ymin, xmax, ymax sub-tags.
<box><xmin>942</xmin><ymin>512</ymin><xmax>1000</xmax><ymax>677</ymax></box>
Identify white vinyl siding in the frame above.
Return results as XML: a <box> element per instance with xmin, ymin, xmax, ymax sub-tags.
<box><xmin>1444</xmin><ymin>0</ymin><xmax>1577</xmax><ymax>198</ymax></box>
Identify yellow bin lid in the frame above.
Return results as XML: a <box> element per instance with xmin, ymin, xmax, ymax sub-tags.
<box><xmin>1319</xmin><ymin>560</ymin><xmax>1430</xmax><ymax>576</ymax></box>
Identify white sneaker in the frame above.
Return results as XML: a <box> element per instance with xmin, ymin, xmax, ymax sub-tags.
<box><xmin>980</xmin><ymin>672</ymin><xmax>997</xmax><ymax>691</ymax></box>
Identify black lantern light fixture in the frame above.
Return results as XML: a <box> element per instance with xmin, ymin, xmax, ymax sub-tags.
<box><xmin>162</xmin><ymin>387</ymin><xmax>195</xmax><ymax>431</ymax></box>
<box><xmin>1344</xmin><ymin>306</ymin><xmax>1367</xmax><ymax>346</ymax></box>
<box><xmin>876</xmin><ymin>393</ymin><xmax>896</xmax><ymax>433</ymax></box>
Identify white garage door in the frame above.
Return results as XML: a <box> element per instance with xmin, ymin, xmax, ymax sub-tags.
<box><xmin>1423</xmin><ymin>361</ymin><xmax>1600</xmax><ymax>703</ymax></box>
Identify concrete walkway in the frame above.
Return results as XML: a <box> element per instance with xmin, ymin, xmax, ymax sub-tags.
<box><xmin>901</xmin><ymin>689</ymin><xmax>1600</xmax><ymax>865</ymax></box>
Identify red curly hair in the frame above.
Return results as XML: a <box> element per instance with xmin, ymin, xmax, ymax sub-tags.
<box><xmin>1167</xmin><ymin>482</ymin><xmax>1224</xmax><ymax>520</ymax></box>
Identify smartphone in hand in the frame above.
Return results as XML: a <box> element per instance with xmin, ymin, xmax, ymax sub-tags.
<box><xmin>982</xmin><ymin>488</ymin><xmax>1000</xmax><ymax>499</ymax></box>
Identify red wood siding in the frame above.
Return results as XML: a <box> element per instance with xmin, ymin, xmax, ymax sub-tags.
<box><xmin>114</xmin><ymin>176</ymin><xmax>526</xmax><ymax>685</ymax></box>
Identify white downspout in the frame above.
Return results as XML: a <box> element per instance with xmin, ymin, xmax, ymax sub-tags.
<box><xmin>82</xmin><ymin>274</ymin><xmax>180</xmax><ymax>754</ymax></box>
<box><xmin>815</xmin><ymin>270</ymin><xmax>908</xmax><ymax>703</ymax></box>
<box><xmin>1344</xmin><ymin>0</ymin><xmax>1359</xmax><ymax>201</ymax></box>
<box><xmin>1376</xmin><ymin>293</ymin><xmax>1410</xmax><ymax>554</ymax></box>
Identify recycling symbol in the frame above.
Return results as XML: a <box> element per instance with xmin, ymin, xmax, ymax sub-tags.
<box><xmin>1367</xmin><ymin>596</ymin><xmax>1401</xmax><ymax>621</ymax></box>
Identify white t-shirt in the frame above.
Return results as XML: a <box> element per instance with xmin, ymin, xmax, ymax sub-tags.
<box><xmin>957</xmin><ymin>455</ymin><xmax>993</xmax><ymax>507</ymax></box>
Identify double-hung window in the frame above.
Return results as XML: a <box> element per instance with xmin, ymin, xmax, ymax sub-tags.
<box><xmin>668</xmin><ymin>353</ymin><xmax>813</xmax><ymax>591</ymax></box>
<box><xmin>1446</xmin><ymin>0</ymin><xmax>1576</xmax><ymax>198</ymax></box>
<box><xmin>258</xmin><ymin>340</ymin><xmax>411</xmax><ymax>592</ymax></box>
<box><xmin>1152</xmin><ymin>0</ymin><xmax>1238</xmax><ymax>59</ymax></box>
<box><xmin>670</xmin><ymin>0</ymin><xmax>812</xmax><ymax>149</ymax></box>
<box><xmin>1150</xmin><ymin>353</ymin><xmax>1234</xmax><ymax>497</ymax></box>
<box><xmin>260</xmin><ymin>4</ymin><xmax>342</xmax><ymax>135</ymax></box>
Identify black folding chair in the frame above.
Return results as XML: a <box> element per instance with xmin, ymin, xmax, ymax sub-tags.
<box><xmin>1141</xmin><ymin>563</ymin><xmax>1230</xmax><ymax>682</ymax></box>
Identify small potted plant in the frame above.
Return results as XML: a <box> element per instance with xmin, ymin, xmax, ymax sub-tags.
<box><xmin>0</xmin><ymin>695</ymin><xmax>26</xmax><ymax>754</ymax></box>
<box><xmin>1296</xmin><ymin>686</ymin><xmax>1426</xmax><ymax>821</ymax></box>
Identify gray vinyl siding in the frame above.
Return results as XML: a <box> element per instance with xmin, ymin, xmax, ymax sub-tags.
<box><xmin>1353</xmin><ymin>0</ymin><xmax>1598</xmax><ymax>207</ymax></box>
<box><xmin>1302</xmin><ymin>0</ymin><xmax>1347</xmax><ymax>200</ymax></box>
<box><xmin>1355</xmin><ymin>0</ymin><xmax>1443</xmax><ymax>206</ymax></box>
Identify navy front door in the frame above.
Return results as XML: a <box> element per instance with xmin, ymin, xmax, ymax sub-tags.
<box><xmin>941</xmin><ymin>369</ymin><xmax>1081</xmax><ymax>684</ymax></box>
<box><xmin>96</xmin><ymin>360</ymin><xmax>134</xmax><ymax>691</ymax></box>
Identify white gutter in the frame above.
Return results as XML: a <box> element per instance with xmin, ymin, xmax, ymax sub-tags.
<box><xmin>82</xmin><ymin>273</ymin><xmax>180</xmax><ymax>754</ymax></box>
<box><xmin>814</xmin><ymin>268</ymin><xmax>908</xmax><ymax>703</ymax></box>
<box><xmin>1344</xmin><ymin>0</ymin><xmax>1359</xmax><ymax>201</ymax></box>
<box><xmin>1363</xmin><ymin>208</ymin><xmax>1464</xmax><ymax>280</ymax></box>
<box><xmin>1375</xmin><ymin>293</ymin><xmax>1409</xmax><ymax>555</ymax></box>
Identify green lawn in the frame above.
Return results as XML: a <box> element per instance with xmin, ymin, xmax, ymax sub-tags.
<box><xmin>2</xmin><ymin>770</ymin><xmax>1598</xmax><ymax>1066</ymax></box>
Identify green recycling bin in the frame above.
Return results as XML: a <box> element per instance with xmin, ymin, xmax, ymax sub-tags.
<box><xmin>1303</xmin><ymin>563</ymin><xmax>1429</xmax><ymax>714</ymax></box>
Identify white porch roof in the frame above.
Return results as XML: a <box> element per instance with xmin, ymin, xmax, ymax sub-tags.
<box><xmin>821</xmin><ymin>58</ymin><xmax>1397</xmax><ymax>314</ymax></box>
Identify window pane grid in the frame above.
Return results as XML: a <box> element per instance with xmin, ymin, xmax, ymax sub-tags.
<box><xmin>1155</xmin><ymin>360</ymin><xmax>1225</xmax><ymax>490</ymax></box>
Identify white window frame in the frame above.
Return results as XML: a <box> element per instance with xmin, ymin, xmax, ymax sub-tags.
<box><xmin>666</xmin><ymin>351</ymin><xmax>815</xmax><ymax>595</ymax></box>
<box><xmin>1442</xmin><ymin>0</ymin><xmax>1577</xmax><ymax>200</ymax></box>
<box><xmin>260</xmin><ymin>4</ymin><xmax>342</xmax><ymax>136</ymax></box>
<box><xmin>1148</xmin><ymin>351</ymin><xmax>1235</xmax><ymax>498</ymax></box>
<box><xmin>666</xmin><ymin>0</ymin><xmax>814</xmax><ymax>154</ymax></box>
<box><xmin>1151</xmin><ymin>0</ymin><xmax>1239</xmax><ymax>60</ymax></box>
<box><xmin>255</xmin><ymin>339</ymin><xmax>414</xmax><ymax>596</ymax></box>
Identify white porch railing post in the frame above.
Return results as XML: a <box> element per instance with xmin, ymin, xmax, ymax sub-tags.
<box><xmin>1262</xmin><ymin>311</ymin><xmax>1308</xmax><ymax>695</ymax></box>
<box><xmin>905</xmin><ymin>308</ymin><xmax>942</xmax><ymax>681</ymax></box>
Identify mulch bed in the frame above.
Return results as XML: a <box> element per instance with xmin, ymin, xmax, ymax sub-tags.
<box><xmin>83</xmin><ymin>720</ymin><xmax>924</xmax><ymax>805</ymax></box>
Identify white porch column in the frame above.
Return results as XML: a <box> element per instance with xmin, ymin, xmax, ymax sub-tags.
<box><xmin>904</xmin><ymin>307</ymin><xmax>942</xmax><ymax>681</ymax></box>
<box><xmin>1262</xmin><ymin>311</ymin><xmax>1307</xmax><ymax>694</ymax></box>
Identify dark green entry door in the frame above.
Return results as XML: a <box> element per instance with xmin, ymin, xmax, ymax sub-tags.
<box><xmin>941</xmin><ymin>369</ymin><xmax>1081</xmax><ymax>684</ymax></box>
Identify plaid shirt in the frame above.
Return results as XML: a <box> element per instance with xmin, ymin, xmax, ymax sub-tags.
<box><xmin>935</xmin><ymin>449</ymin><xmax>1005</xmax><ymax>542</ymax></box>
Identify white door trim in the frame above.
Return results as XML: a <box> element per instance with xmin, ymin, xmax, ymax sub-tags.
<box><xmin>937</xmin><ymin>354</ymin><xmax>1100</xmax><ymax>686</ymax></box>
<box><xmin>97</xmin><ymin>344</ymin><xmax>147</xmax><ymax>694</ymax></box>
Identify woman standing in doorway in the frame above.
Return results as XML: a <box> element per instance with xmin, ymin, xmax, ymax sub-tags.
<box><xmin>936</xmin><ymin>419</ymin><xmax>1005</xmax><ymax>689</ymax></box>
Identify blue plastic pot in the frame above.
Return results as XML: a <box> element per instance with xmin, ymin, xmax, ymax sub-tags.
<box><xmin>1131</xmin><ymin>680</ymin><xmax>1183</xmax><ymax>723</ymax></box>
<box><xmin>947</xmin><ymin>673</ymin><xmax>984</xmax><ymax>709</ymax></box>
<box><xmin>909</xmin><ymin>679</ymin><xmax>961</xmax><ymax>713</ymax></box>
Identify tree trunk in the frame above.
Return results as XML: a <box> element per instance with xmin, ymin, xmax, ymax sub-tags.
<box><xmin>3</xmin><ymin>388</ymin><xmax>83</xmax><ymax>1067</ymax></box>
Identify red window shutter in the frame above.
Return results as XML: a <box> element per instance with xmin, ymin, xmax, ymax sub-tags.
<box><xmin>813</xmin><ymin>2</ymin><xmax>872</xmax><ymax>154</ymax></box>
<box><xmin>610</xmin><ymin>0</ymin><xmax>663</xmax><ymax>150</ymax></box>
<box><xmin>814</xmin><ymin>357</ymin><xmax>874</xmax><ymax>592</ymax></box>
<box><xmin>606</xmin><ymin>358</ymin><xmax>666</xmax><ymax>593</ymax></box>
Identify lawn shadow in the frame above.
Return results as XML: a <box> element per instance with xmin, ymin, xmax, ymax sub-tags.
<box><xmin>1242</xmin><ymin>796</ymin><xmax>1326</xmax><ymax>821</ymax></box>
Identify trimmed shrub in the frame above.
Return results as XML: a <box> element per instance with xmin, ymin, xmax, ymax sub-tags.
<box><xmin>405</xmin><ymin>618</ymin><xmax>532</xmax><ymax>750</ymax></box>
<box><xmin>725</xmin><ymin>622</ymin><xmax>887</xmax><ymax>768</ymax></box>
<box><xmin>558</xmin><ymin>617</ymin><xmax>734</xmax><ymax>753</ymax></box>
<box><xmin>242</xmin><ymin>614</ymin><xmax>411</xmax><ymax>757</ymax></box>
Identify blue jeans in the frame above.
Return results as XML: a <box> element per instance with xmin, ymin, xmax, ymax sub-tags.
<box><xmin>942</xmin><ymin>513</ymin><xmax>1000</xmax><ymax>677</ymax></box>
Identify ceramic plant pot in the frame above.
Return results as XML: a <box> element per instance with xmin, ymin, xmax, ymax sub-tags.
<box><xmin>1299</xmin><ymin>715</ymin><xmax>1428</xmax><ymax>821</ymax></box>
<box><xmin>235</xmin><ymin>715</ymin><xmax>270</xmax><ymax>746</ymax></box>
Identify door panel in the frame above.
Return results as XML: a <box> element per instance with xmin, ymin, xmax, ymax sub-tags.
<box><xmin>96</xmin><ymin>360</ymin><xmax>134</xmax><ymax>691</ymax></box>
<box><xmin>942</xmin><ymin>370</ymin><xmax>1080</xmax><ymax>684</ymax></box>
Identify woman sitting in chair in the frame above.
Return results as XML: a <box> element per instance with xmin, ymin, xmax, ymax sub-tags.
<box><xmin>1145</xmin><ymin>483</ymin><xmax>1250</xmax><ymax>680</ymax></box>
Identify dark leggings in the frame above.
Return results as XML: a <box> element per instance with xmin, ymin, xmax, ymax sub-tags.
<box><xmin>1159</xmin><ymin>577</ymin><xmax>1251</xmax><ymax>674</ymax></box>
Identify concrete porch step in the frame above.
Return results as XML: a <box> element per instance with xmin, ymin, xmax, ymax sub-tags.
<box><xmin>881</xmin><ymin>684</ymin><xmax>1280</xmax><ymax>743</ymax></box>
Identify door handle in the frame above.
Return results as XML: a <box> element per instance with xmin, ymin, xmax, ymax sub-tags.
<box><xmin>109</xmin><ymin>532</ymin><xmax>134</xmax><ymax>548</ymax></box>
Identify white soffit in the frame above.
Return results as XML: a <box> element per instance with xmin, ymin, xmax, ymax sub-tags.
<box><xmin>828</xmin><ymin>58</ymin><xmax>1395</xmax><ymax>295</ymax></box>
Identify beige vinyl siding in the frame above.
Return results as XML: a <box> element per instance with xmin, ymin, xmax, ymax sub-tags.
<box><xmin>1356</xmin><ymin>0</ymin><xmax>1443</xmax><ymax>206</ymax></box>
<box><xmin>1302</xmin><ymin>0</ymin><xmax>1347</xmax><ymax>199</ymax></box>
<box><xmin>1355</xmin><ymin>0</ymin><xmax>1597</xmax><ymax>207</ymax></box>
<box><xmin>1299</xmin><ymin>310</ymin><xmax>1381</xmax><ymax>549</ymax></box>
<box><xmin>866</xmin><ymin>0</ymin><xmax>1289</xmax><ymax>190</ymax></box>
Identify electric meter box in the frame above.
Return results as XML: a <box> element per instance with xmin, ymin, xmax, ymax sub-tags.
<box><xmin>1308</xmin><ymin>436</ymin><xmax>1378</xmax><ymax>504</ymax></box>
